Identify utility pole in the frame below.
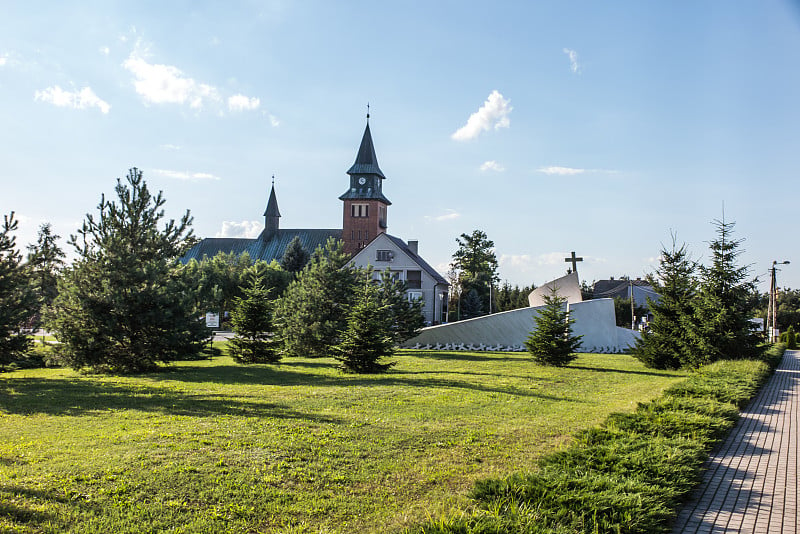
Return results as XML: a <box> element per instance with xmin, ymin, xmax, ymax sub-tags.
<box><xmin>630</xmin><ymin>279</ymin><xmax>636</xmax><ymax>330</ymax></box>
<box><xmin>770</xmin><ymin>260</ymin><xmax>791</xmax><ymax>342</ymax></box>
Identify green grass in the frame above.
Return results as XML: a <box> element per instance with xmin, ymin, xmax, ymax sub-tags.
<box><xmin>412</xmin><ymin>347</ymin><xmax>783</xmax><ymax>534</ymax></box>
<box><xmin>0</xmin><ymin>350</ymin><xmax>686</xmax><ymax>533</ymax></box>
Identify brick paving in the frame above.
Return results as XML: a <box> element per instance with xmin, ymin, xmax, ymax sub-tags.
<box><xmin>672</xmin><ymin>350</ymin><xmax>800</xmax><ymax>533</ymax></box>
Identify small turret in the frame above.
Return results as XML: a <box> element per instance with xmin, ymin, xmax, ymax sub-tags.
<box><xmin>262</xmin><ymin>177</ymin><xmax>281</xmax><ymax>241</ymax></box>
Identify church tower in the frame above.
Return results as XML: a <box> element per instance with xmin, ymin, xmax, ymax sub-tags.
<box><xmin>262</xmin><ymin>178</ymin><xmax>281</xmax><ymax>241</ymax></box>
<box><xmin>339</xmin><ymin>118</ymin><xmax>391</xmax><ymax>255</ymax></box>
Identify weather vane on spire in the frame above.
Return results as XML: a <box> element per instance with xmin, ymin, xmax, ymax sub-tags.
<box><xmin>366</xmin><ymin>102</ymin><xmax>370</xmax><ymax>121</ymax></box>
<box><xmin>271</xmin><ymin>174</ymin><xmax>275</xmax><ymax>186</ymax></box>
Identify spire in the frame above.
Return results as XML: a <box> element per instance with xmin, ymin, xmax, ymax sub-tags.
<box><xmin>262</xmin><ymin>176</ymin><xmax>280</xmax><ymax>241</ymax></box>
<box><xmin>347</xmin><ymin>122</ymin><xmax>385</xmax><ymax>179</ymax></box>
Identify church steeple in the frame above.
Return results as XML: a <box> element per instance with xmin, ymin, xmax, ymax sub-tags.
<box><xmin>340</xmin><ymin>117</ymin><xmax>391</xmax><ymax>256</ymax></box>
<box><xmin>262</xmin><ymin>176</ymin><xmax>280</xmax><ymax>241</ymax></box>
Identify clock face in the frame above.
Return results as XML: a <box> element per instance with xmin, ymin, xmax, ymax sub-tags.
<box><xmin>358</xmin><ymin>177</ymin><xmax>366</xmax><ymax>185</ymax></box>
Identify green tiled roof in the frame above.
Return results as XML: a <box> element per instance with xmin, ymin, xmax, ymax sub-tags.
<box><xmin>181</xmin><ymin>229</ymin><xmax>342</xmax><ymax>264</ymax></box>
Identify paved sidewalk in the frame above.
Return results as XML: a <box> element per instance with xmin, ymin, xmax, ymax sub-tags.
<box><xmin>672</xmin><ymin>350</ymin><xmax>799</xmax><ymax>533</ymax></box>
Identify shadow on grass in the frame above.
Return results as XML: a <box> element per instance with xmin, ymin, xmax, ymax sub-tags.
<box><xmin>0</xmin><ymin>485</ymin><xmax>73</xmax><ymax>528</ymax></box>
<box><xmin>0</xmin><ymin>377</ymin><xmax>341</xmax><ymax>421</ymax></box>
<box><xmin>150</xmin><ymin>365</ymin><xmax>576</xmax><ymax>402</ymax></box>
<box><xmin>404</xmin><ymin>351</ymin><xmax>526</xmax><ymax>363</ymax></box>
<box><xmin>568</xmin><ymin>365</ymin><xmax>685</xmax><ymax>378</ymax></box>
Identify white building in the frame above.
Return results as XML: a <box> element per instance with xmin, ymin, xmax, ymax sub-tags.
<box><xmin>349</xmin><ymin>233</ymin><xmax>449</xmax><ymax>325</ymax></box>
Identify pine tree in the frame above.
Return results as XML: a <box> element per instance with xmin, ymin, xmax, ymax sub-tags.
<box><xmin>525</xmin><ymin>287</ymin><xmax>583</xmax><ymax>366</ymax></box>
<box><xmin>689</xmin><ymin>218</ymin><xmax>762</xmax><ymax>366</ymax></box>
<box><xmin>48</xmin><ymin>168</ymin><xmax>207</xmax><ymax>373</ymax></box>
<box><xmin>25</xmin><ymin>222</ymin><xmax>65</xmax><ymax>330</ymax></box>
<box><xmin>275</xmin><ymin>238</ymin><xmax>360</xmax><ymax>357</ymax></box>
<box><xmin>332</xmin><ymin>280</ymin><xmax>396</xmax><ymax>373</ymax></box>
<box><xmin>377</xmin><ymin>269</ymin><xmax>425</xmax><ymax>342</ymax></box>
<box><xmin>228</xmin><ymin>275</ymin><xmax>280</xmax><ymax>364</ymax></box>
<box><xmin>451</xmin><ymin>230</ymin><xmax>499</xmax><ymax>316</ymax></box>
<box><xmin>461</xmin><ymin>288</ymin><xmax>484</xmax><ymax>319</ymax></box>
<box><xmin>280</xmin><ymin>236</ymin><xmax>310</xmax><ymax>273</ymax></box>
<box><xmin>631</xmin><ymin>236</ymin><xmax>697</xmax><ymax>369</ymax></box>
<box><xmin>0</xmin><ymin>212</ymin><xmax>35</xmax><ymax>369</ymax></box>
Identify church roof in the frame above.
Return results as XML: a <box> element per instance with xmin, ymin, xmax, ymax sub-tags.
<box><xmin>263</xmin><ymin>184</ymin><xmax>281</xmax><ymax>218</ymax></box>
<box><xmin>346</xmin><ymin>123</ymin><xmax>385</xmax><ymax>179</ymax></box>
<box><xmin>182</xmin><ymin>229</ymin><xmax>342</xmax><ymax>264</ymax></box>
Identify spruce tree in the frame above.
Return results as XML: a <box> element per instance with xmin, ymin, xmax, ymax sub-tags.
<box><xmin>461</xmin><ymin>288</ymin><xmax>484</xmax><ymax>319</ymax></box>
<box><xmin>0</xmin><ymin>212</ymin><xmax>35</xmax><ymax>369</ymax></box>
<box><xmin>689</xmin><ymin>218</ymin><xmax>761</xmax><ymax>366</ymax></box>
<box><xmin>48</xmin><ymin>168</ymin><xmax>207</xmax><ymax>373</ymax></box>
<box><xmin>525</xmin><ymin>287</ymin><xmax>583</xmax><ymax>366</ymax></box>
<box><xmin>280</xmin><ymin>236</ymin><xmax>310</xmax><ymax>273</ymax></box>
<box><xmin>25</xmin><ymin>222</ymin><xmax>65</xmax><ymax>330</ymax></box>
<box><xmin>377</xmin><ymin>269</ymin><xmax>425</xmax><ymax>343</ymax></box>
<box><xmin>631</xmin><ymin>236</ymin><xmax>697</xmax><ymax>369</ymax></box>
<box><xmin>275</xmin><ymin>238</ymin><xmax>359</xmax><ymax>357</ymax></box>
<box><xmin>332</xmin><ymin>280</ymin><xmax>396</xmax><ymax>373</ymax></box>
<box><xmin>228</xmin><ymin>275</ymin><xmax>280</xmax><ymax>364</ymax></box>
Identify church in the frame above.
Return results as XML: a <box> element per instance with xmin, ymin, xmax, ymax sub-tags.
<box><xmin>183</xmin><ymin>119</ymin><xmax>449</xmax><ymax>325</ymax></box>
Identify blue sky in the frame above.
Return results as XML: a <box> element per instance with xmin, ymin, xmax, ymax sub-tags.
<box><xmin>2</xmin><ymin>1</ymin><xmax>800</xmax><ymax>292</ymax></box>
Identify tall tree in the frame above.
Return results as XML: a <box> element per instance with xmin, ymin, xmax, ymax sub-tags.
<box><xmin>280</xmin><ymin>236</ymin><xmax>310</xmax><ymax>273</ymax></box>
<box><xmin>0</xmin><ymin>212</ymin><xmax>35</xmax><ymax>369</ymax></box>
<box><xmin>332</xmin><ymin>279</ymin><xmax>396</xmax><ymax>373</ymax></box>
<box><xmin>48</xmin><ymin>168</ymin><xmax>207</xmax><ymax>373</ymax></box>
<box><xmin>631</xmin><ymin>236</ymin><xmax>698</xmax><ymax>369</ymax></box>
<box><xmin>525</xmin><ymin>287</ymin><xmax>583</xmax><ymax>366</ymax></box>
<box><xmin>451</xmin><ymin>230</ymin><xmax>499</xmax><ymax>317</ymax></box>
<box><xmin>275</xmin><ymin>238</ymin><xmax>360</xmax><ymax>357</ymax></box>
<box><xmin>689</xmin><ymin>218</ymin><xmax>761</xmax><ymax>366</ymax></box>
<box><xmin>25</xmin><ymin>222</ymin><xmax>65</xmax><ymax>329</ymax></box>
<box><xmin>228</xmin><ymin>274</ymin><xmax>280</xmax><ymax>364</ymax></box>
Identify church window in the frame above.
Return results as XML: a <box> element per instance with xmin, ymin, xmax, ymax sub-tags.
<box><xmin>358</xmin><ymin>230</ymin><xmax>362</xmax><ymax>239</ymax></box>
<box><xmin>351</xmin><ymin>203</ymin><xmax>369</xmax><ymax>217</ymax></box>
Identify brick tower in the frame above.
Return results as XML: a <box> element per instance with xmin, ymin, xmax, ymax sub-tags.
<box><xmin>339</xmin><ymin>118</ymin><xmax>391</xmax><ymax>255</ymax></box>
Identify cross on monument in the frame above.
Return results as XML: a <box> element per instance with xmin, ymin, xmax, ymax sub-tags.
<box><xmin>565</xmin><ymin>251</ymin><xmax>583</xmax><ymax>275</ymax></box>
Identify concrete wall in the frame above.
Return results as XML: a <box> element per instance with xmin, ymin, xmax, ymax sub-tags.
<box><xmin>528</xmin><ymin>272</ymin><xmax>582</xmax><ymax>307</ymax></box>
<box><xmin>401</xmin><ymin>297</ymin><xmax>639</xmax><ymax>353</ymax></box>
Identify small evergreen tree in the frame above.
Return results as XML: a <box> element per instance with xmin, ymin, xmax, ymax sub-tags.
<box><xmin>275</xmin><ymin>238</ymin><xmax>359</xmax><ymax>357</ymax></box>
<box><xmin>332</xmin><ymin>280</ymin><xmax>396</xmax><ymax>373</ymax></box>
<box><xmin>377</xmin><ymin>269</ymin><xmax>425</xmax><ymax>343</ymax></box>
<box><xmin>228</xmin><ymin>275</ymin><xmax>280</xmax><ymax>364</ymax></box>
<box><xmin>631</xmin><ymin>237</ymin><xmax>698</xmax><ymax>369</ymax></box>
<box><xmin>280</xmin><ymin>236</ymin><xmax>310</xmax><ymax>273</ymax></box>
<box><xmin>49</xmin><ymin>168</ymin><xmax>207</xmax><ymax>373</ymax></box>
<box><xmin>787</xmin><ymin>325</ymin><xmax>797</xmax><ymax>350</ymax></box>
<box><xmin>0</xmin><ymin>212</ymin><xmax>35</xmax><ymax>369</ymax></box>
<box><xmin>525</xmin><ymin>287</ymin><xmax>582</xmax><ymax>366</ymax></box>
<box><xmin>25</xmin><ymin>222</ymin><xmax>65</xmax><ymax>330</ymax></box>
<box><xmin>689</xmin><ymin>217</ymin><xmax>761</xmax><ymax>366</ymax></box>
<box><xmin>461</xmin><ymin>288</ymin><xmax>484</xmax><ymax>319</ymax></box>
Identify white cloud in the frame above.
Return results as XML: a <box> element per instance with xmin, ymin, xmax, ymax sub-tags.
<box><xmin>0</xmin><ymin>54</ymin><xmax>7</xmax><ymax>67</ymax></box>
<box><xmin>123</xmin><ymin>50</ymin><xmax>220</xmax><ymax>108</ymax></box>
<box><xmin>34</xmin><ymin>86</ymin><xmax>111</xmax><ymax>114</ymax></box>
<box><xmin>228</xmin><ymin>94</ymin><xmax>260</xmax><ymax>112</ymax></box>
<box><xmin>216</xmin><ymin>220</ymin><xmax>263</xmax><ymax>238</ymax></box>
<box><xmin>480</xmin><ymin>160</ymin><xmax>505</xmax><ymax>172</ymax></box>
<box><xmin>152</xmin><ymin>169</ymin><xmax>221</xmax><ymax>181</ymax></box>
<box><xmin>424</xmin><ymin>209</ymin><xmax>461</xmax><ymax>222</ymax></box>
<box><xmin>563</xmin><ymin>48</ymin><xmax>580</xmax><ymax>73</ymax></box>
<box><xmin>99</xmin><ymin>46</ymin><xmax>110</xmax><ymax>56</ymax></box>
<box><xmin>538</xmin><ymin>166</ymin><xmax>585</xmax><ymax>176</ymax></box>
<box><xmin>268</xmin><ymin>114</ymin><xmax>280</xmax><ymax>127</ymax></box>
<box><xmin>159</xmin><ymin>144</ymin><xmax>182</xmax><ymax>151</ymax></box>
<box><xmin>451</xmin><ymin>90</ymin><xmax>512</xmax><ymax>141</ymax></box>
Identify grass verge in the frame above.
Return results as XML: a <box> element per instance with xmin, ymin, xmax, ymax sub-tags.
<box><xmin>411</xmin><ymin>344</ymin><xmax>787</xmax><ymax>534</ymax></box>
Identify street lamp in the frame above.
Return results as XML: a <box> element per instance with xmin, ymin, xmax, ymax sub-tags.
<box><xmin>769</xmin><ymin>260</ymin><xmax>790</xmax><ymax>342</ymax></box>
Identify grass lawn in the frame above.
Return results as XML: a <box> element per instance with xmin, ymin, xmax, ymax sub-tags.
<box><xmin>0</xmin><ymin>350</ymin><xmax>686</xmax><ymax>533</ymax></box>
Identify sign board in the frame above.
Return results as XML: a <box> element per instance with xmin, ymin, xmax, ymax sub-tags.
<box><xmin>205</xmin><ymin>312</ymin><xmax>220</xmax><ymax>328</ymax></box>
